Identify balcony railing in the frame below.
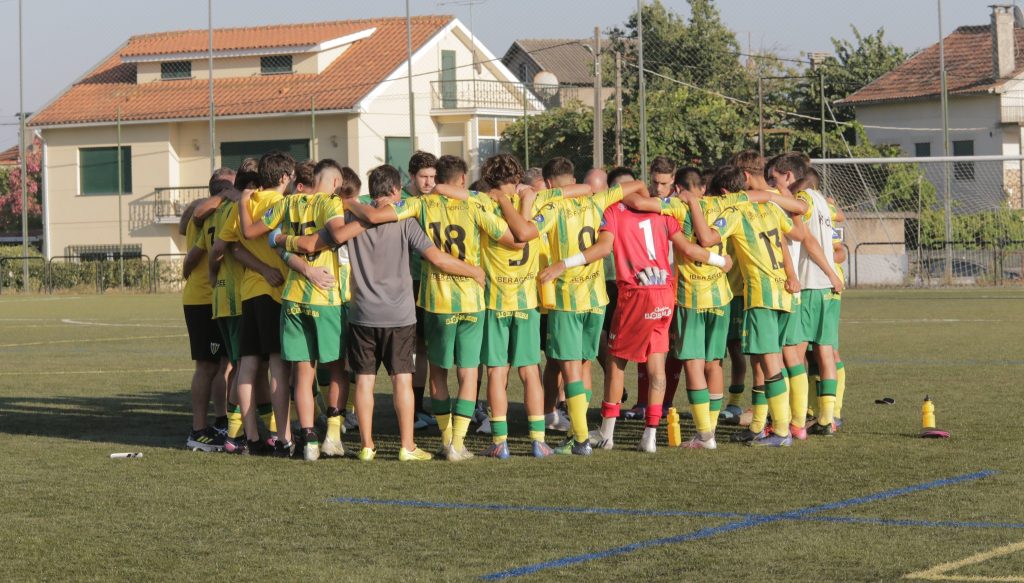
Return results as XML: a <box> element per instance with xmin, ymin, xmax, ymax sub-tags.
<box><xmin>1001</xmin><ymin>94</ymin><xmax>1024</xmax><ymax>123</ymax></box>
<box><xmin>430</xmin><ymin>79</ymin><xmax>588</xmax><ymax>112</ymax></box>
<box><xmin>153</xmin><ymin>186</ymin><xmax>209</xmax><ymax>223</ymax></box>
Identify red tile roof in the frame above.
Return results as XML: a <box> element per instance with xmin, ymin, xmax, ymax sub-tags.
<box><xmin>0</xmin><ymin>145</ymin><xmax>19</xmax><ymax>166</ymax></box>
<box><xmin>841</xmin><ymin>24</ymin><xmax>1024</xmax><ymax>106</ymax></box>
<box><xmin>29</xmin><ymin>16</ymin><xmax>453</xmax><ymax>127</ymax></box>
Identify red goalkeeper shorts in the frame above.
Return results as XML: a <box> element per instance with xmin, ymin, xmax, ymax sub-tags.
<box><xmin>607</xmin><ymin>285</ymin><xmax>674</xmax><ymax>363</ymax></box>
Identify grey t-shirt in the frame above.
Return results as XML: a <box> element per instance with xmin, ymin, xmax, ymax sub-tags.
<box><xmin>346</xmin><ymin>211</ymin><xmax>434</xmax><ymax>328</ymax></box>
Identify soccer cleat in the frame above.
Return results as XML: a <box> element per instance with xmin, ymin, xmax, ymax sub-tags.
<box><xmin>247</xmin><ymin>439</ymin><xmax>273</xmax><ymax>456</ymax></box>
<box><xmin>186</xmin><ymin>428</ymin><xmax>224</xmax><ymax>452</ymax></box>
<box><xmin>321</xmin><ymin>437</ymin><xmax>345</xmax><ymax>458</ymax></box>
<box><xmin>588</xmin><ymin>429</ymin><xmax>614</xmax><ymax>450</ymax></box>
<box><xmin>833</xmin><ymin>417</ymin><xmax>843</xmax><ymax>431</ymax></box>
<box><xmin>789</xmin><ymin>423</ymin><xmax>808</xmax><ymax>441</ymax></box>
<box><xmin>272</xmin><ymin>440</ymin><xmax>294</xmax><ymax>458</ymax></box>
<box><xmin>807</xmin><ymin>422</ymin><xmax>836</xmax><ymax>437</ymax></box>
<box><xmin>413</xmin><ymin>411</ymin><xmax>437</xmax><ymax>430</ymax></box>
<box><xmin>482</xmin><ymin>441</ymin><xmax>510</xmax><ymax>459</ymax></box>
<box><xmin>730</xmin><ymin>428</ymin><xmax>766</xmax><ymax>443</ymax></box>
<box><xmin>545</xmin><ymin>410</ymin><xmax>571</xmax><ymax>432</ymax></box>
<box><xmin>343</xmin><ymin>411</ymin><xmax>359</xmax><ymax>431</ymax></box>
<box><xmin>553</xmin><ymin>437</ymin><xmax>592</xmax><ymax>456</ymax></box>
<box><xmin>719</xmin><ymin>405</ymin><xmax>743</xmax><ymax>425</ymax></box>
<box><xmin>446</xmin><ymin>445</ymin><xmax>475</xmax><ymax>462</ymax></box>
<box><xmin>748</xmin><ymin>433</ymin><xmax>793</xmax><ymax>447</ymax></box>
<box><xmin>357</xmin><ymin>447</ymin><xmax>376</xmax><ymax>461</ymax></box>
<box><xmin>682</xmin><ymin>435</ymin><xmax>718</xmax><ymax>450</ymax></box>
<box><xmin>638</xmin><ymin>430</ymin><xmax>657</xmax><ymax>453</ymax></box>
<box><xmin>621</xmin><ymin>405</ymin><xmax>646</xmax><ymax>420</ymax></box>
<box><xmin>398</xmin><ymin>447</ymin><xmax>433</xmax><ymax>461</ymax></box>
<box><xmin>303</xmin><ymin>441</ymin><xmax>321</xmax><ymax>462</ymax></box>
<box><xmin>531</xmin><ymin>440</ymin><xmax>554</xmax><ymax>458</ymax></box>
<box><xmin>473</xmin><ymin>402</ymin><xmax>488</xmax><ymax>424</ymax></box>
<box><xmin>476</xmin><ymin>417</ymin><xmax>492</xmax><ymax>434</ymax></box>
<box><xmin>223</xmin><ymin>435</ymin><xmax>247</xmax><ymax>454</ymax></box>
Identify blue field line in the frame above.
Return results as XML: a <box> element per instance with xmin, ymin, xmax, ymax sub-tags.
<box><xmin>327</xmin><ymin>496</ymin><xmax>748</xmax><ymax>520</ymax></box>
<box><xmin>479</xmin><ymin>470</ymin><xmax>996</xmax><ymax>580</ymax></box>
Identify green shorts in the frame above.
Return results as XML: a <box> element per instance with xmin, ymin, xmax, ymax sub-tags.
<box><xmin>672</xmin><ymin>305</ymin><xmax>730</xmax><ymax>362</ymax></box>
<box><xmin>727</xmin><ymin>296</ymin><xmax>744</xmax><ymax>342</ymax></box>
<box><xmin>424</xmin><ymin>310</ymin><xmax>484</xmax><ymax>369</ymax></box>
<box><xmin>801</xmin><ymin>288</ymin><xmax>841</xmax><ymax>348</ymax></box>
<box><xmin>545</xmin><ymin>307</ymin><xmax>605</xmax><ymax>361</ymax></box>
<box><xmin>280</xmin><ymin>300</ymin><xmax>342</xmax><ymax>363</ymax></box>
<box><xmin>482</xmin><ymin>309</ymin><xmax>541</xmax><ymax>368</ymax></box>
<box><xmin>783</xmin><ymin>295</ymin><xmax>809</xmax><ymax>346</ymax></box>
<box><xmin>742</xmin><ymin>307</ymin><xmax>789</xmax><ymax>355</ymax></box>
<box><xmin>215</xmin><ymin>316</ymin><xmax>242</xmax><ymax>364</ymax></box>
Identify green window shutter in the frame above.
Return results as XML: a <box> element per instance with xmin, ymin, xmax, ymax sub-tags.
<box><xmin>80</xmin><ymin>146</ymin><xmax>131</xmax><ymax>195</ymax></box>
<box><xmin>219</xmin><ymin>139</ymin><xmax>310</xmax><ymax>174</ymax></box>
<box><xmin>441</xmin><ymin>50</ymin><xmax>457</xmax><ymax>108</ymax></box>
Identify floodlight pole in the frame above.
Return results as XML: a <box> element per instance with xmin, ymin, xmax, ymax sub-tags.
<box><xmin>637</xmin><ymin>0</ymin><xmax>647</xmax><ymax>183</ymax></box>
<box><xmin>523</xmin><ymin>81</ymin><xmax>530</xmax><ymax>167</ymax></box>
<box><xmin>614</xmin><ymin>50</ymin><xmax>623</xmax><ymax>167</ymax></box>
<box><xmin>19</xmin><ymin>0</ymin><xmax>29</xmax><ymax>291</ymax></box>
<box><xmin>117</xmin><ymin>107</ymin><xmax>124</xmax><ymax>289</ymax></box>
<box><xmin>406</xmin><ymin>0</ymin><xmax>416</xmax><ymax>150</ymax></box>
<box><xmin>592</xmin><ymin>27</ymin><xmax>603</xmax><ymax>169</ymax></box>
<box><xmin>208</xmin><ymin>0</ymin><xmax>215</xmax><ymax>173</ymax></box>
<box><xmin>938</xmin><ymin>0</ymin><xmax>953</xmax><ymax>282</ymax></box>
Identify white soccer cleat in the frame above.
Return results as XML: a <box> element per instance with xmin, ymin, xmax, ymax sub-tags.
<box><xmin>638</xmin><ymin>428</ymin><xmax>657</xmax><ymax>453</ymax></box>
<box><xmin>445</xmin><ymin>445</ymin><xmax>475</xmax><ymax>462</ymax></box>
<box><xmin>320</xmin><ymin>437</ymin><xmax>345</xmax><ymax>458</ymax></box>
<box><xmin>303</xmin><ymin>442</ymin><xmax>321</xmax><ymax>462</ymax></box>
<box><xmin>588</xmin><ymin>429</ymin><xmax>614</xmax><ymax>450</ymax></box>
<box><xmin>546</xmin><ymin>410</ymin><xmax>571</xmax><ymax>432</ymax></box>
<box><xmin>681</xmin><ymin>435</ymin><xmax>718</xmax><ymax>450</ymax></box>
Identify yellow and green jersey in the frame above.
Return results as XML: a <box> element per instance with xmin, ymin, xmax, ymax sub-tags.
<box><xmin>706</xmin><ymin>192</ymin><xmax>752</xmax><ymax>298</ymax></box>
<box><xmin>661</xmin><ymin>197</ymin><xmax>734</xmax><ymax>310</ymax></box>
<box><xmin>531</xmin><ymin>185</ymin><xmax>623</xmax><ymax>311</ymax></box>
<box><xmin>472</xmin><ymin>188</ymin><xmax>564</xmax><ymax>311</ymax></box>
<box><xmin>829</xmin><ymin>201</ymin><xmax>844</xmax><ymax>282</ymax></box>
<box><xmin>262</xmin><ymin>192</ymin><xmax>345</xmax><ymax>306</ymax></box>
<box><xmin>182</xmin><ymin>214</ymin><xmax>213</xmax><ymax>306</ymax></box>
<box><xmin>717</xmin><ymin>201</ymin><xmax>794</xmax><ymax>312</ymax></box>
<box><xmin>220</xmin><ymin>190</ymin><xmax>288</xmax><ymax>303</ymax></box>
<box><xmin>204</xmin><ymin>201</ymin><xmax>243</xmax><ymax>319</ymax></box>
<box><xmin>391</xmin><ymin>194</ymin><xmax>508</xmax><ymax>314</ymax></box>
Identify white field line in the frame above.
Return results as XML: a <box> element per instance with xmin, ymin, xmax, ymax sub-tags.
<box><xmin>60</xmin><ymin>318</ymin><xmax>183</xmax><ymax>329</ymax></box>
<box><xmin>2</xmin><ymin>368</ymin><xmax>193</xmax><ymax>376</ymax></box>
<box><xmin>0</xmin><ymin>334</ymin><xmax>186</xmax><ymax>348</ymax></box>
<box><xmin>904</xmin><ymin>539</ymin><xmax>1024</xmax><ymax>582</ymax></box>
<box><xmin>0</xmin><ymin>296</ymin><xmax>80</xmax><ymax>302</ymax></box>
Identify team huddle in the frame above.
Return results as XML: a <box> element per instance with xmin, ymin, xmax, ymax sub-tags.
<box><xmin>179</xmin><ymin>147</ymin><xmax>849</xmax><ymax>461</ymax></box>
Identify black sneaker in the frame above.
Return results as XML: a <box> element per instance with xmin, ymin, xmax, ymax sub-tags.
<box><xmin>273</xmin><ymin>440</ymin><xmax>295</xmax><ymax>458</ymax></box>
<box><xmin>729</xmin><ymin>428</ymin><xmax>766</xmax><ymax>443</ymax></box>
<box><xmin>247</xmin><ymin>439</ymin><xmax>273</xmax><ymax>456</ymax></box>
<box><xmin>186</xmin><ymin>427</ymin><xmax>224</xmax><ymax>452</ymax></box>
<box><xmin>807</xmin><ymin>422</ymin><xmax>836</xmax><ymax>437</ymax></box>
<box><xmin>224</xmin><ymin>436</ymin><xmax>247</xmax><ymax>454</ymax></box>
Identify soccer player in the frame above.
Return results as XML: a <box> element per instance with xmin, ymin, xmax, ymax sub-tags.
<box><xmin>345</xmin><ymin>158</ymin><xmax>518</xmax><ymax>461</ymax></box>
<box><xmin>602</xmin><ymin>166</ymin><xmax>638</xmax><ymax>409</ymax></box>
<box><xmin>405</xmin><ymin>151</ymin><xmax>438</xmax><ymax>430</ymax></box>
<box><xmin>281</xmin><ymin>164</ymin><xmax>485</xmax><ymax>461</ymax></box>
<box><xmin>219</xmin><ymin>151</ymin><xmax>294</xmax><ymax>457</ymax></box>
<box><xmin>181</xmin><ymin>169</ymin><xmax>232</xmax><ymax>451</ymax></box>
<box><xmin>239</xmin><ymin>159</ymin><xmax>348</xmax><ymax>460</ymax></box>
<box><xmin>498</xmin><ymin>163</ymin><xmax>652</xmax><ymax>455</ymax></box>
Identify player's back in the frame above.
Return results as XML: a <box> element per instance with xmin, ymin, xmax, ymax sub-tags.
<box><xmin>602</xmin><ymin>202</ymin><xmax>678</xmax><ymax>290</ymax></box>
<box><xmin>720</xmin><ymin>201</ymin><xmax>793</xmax><ymax>311</ymax></box>
<box><xmin>273</xmin><ymin>192</ymin><xmax>344</xmax><ymax>306</ymax></box>
<box><xmin>210</xmin><ymin>201</ymin><xmax>244</xmax><ymax>318</ymax></box>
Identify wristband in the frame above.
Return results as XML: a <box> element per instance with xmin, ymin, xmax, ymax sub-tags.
<box><xmin>707</xmin><ymin>253</ymin><xmax>726</xmax><ymax>269</ymax></box>
<box><xmin>563</xmin><ymin>253</ymin><xmax>587</xmax><ymax>269</ymax></box>
<box><xmin>280</xmin><ymin>251</ymin><xmax>292</xmax><ymax>262</ymax></box>
<box><xmin>267</xmin><ymin>227</ymin><xmax>282</xmax><ymax>248</ymax></box>
<box><xmin>285</xmin><ymin>235</ymin><xmax>300</xmax><ymax>253</ymax></box>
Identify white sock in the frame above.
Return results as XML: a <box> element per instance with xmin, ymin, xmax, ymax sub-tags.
<box><xmin>600</xmin><ymin>417</ymin><xmax>617</xmax><ymax>439</ymax></box>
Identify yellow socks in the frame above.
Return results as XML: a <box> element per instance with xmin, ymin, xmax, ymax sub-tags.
<box><xmin>491</xmin><ymin>415</ymin><xmax>508</xmax><ymax>445</ymax></box>
<box><xmin>709</xmin><ymin>395</ymin><xmax>723</xmax><ymax>432</ymax></box>
<box><xmin>257</xmin><ymin>403</ymin><xmax>275</xmax><ymax>433</ymax></box>
<box><xmin>750</xmin><ymin>386</ymin><xmax>768</xmax><ymax>433</ymax></box>
<box><xmin>726</xmin><ymin>384</ymin><xmax>745</xmax><ymax>407</ymax></box>
<box><xmin>326</xmin><ymin>414</ymin><xmax>342</xmax><ymax>443</ymax></box>
<box><xmin>766</xmin><ymin>374</ymin><xmax>791</xmax><ymax>436</ymax></box>
<box><xmin>787</xmin><ymin>364</ymin><xmax>809</xmax><ymax>428</ymax></box>
<box><xmin>817</xmin><ymin>379</ymin><xmax>838</xmax><ymax>425</ymax></box>
<box><xmin>432</xmin><ymin>398</ymin><xmax>453</xmax><ymax>446</ymax></box>
<box><xmin>834</xmin><ymin>361</ymin><xmax>846</xmax><ymax>419</ymax></box>
<box><xmin>565</xmin><ymin>380</ymin><xmax>590</xmax><ymax>443</ymax></box>
<box><xmin>451</xmin><ymin>399</ymin><xmax>474</xmax><ymax>451</ymax></box>
<box><xmin>687</xmin><ymin>388</ymin><xmax>712</xmax><ymax>436</ymax></box>
<box><xmin>528</xmin><ymin>415</ymin><xmax>545</xmax><ymax>443</ymax></box>
<box><xmin>226</xmin><ymin>404</ymin><xmax>244</xmax><ymax>439</ymax></box>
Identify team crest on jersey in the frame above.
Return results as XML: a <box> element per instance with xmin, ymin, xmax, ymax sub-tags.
<box><xmin>394</xmin><ymin>200</ymin><xmax>406</xmax><ymax>208</ymax></box>
<box><xmin>534</xmin><ymin>214</ymin><xmax>544</xmax><ymax>223</ymax></box>
<box><xmin>210</xmin><ymin>342</ymin><xmax>221</xmax><ymax>355</ymax></box>
<box><xmin>714</xmin><ymin>217</ymin><xmax>726</xmax><ymax>229</ymax></box>
<box><xmin>263</xmin><ymin>209</ymin><xmax>274</xmax><ymax>221</ymax></box>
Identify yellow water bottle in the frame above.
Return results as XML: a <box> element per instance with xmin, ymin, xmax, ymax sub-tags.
<box><xmin>922</xmin><ymin>395</ymin><xmax>936</xmax><ymax>429</ymax></box>
<box><xmin>540</xmin><ymin>280</ymin><xmax>556</xmax><ymax>309</ymax></box>
<box><xmin>667</xmin><ymin>407</ymin><xmax>682</xmax><ymax>447</ymax></box>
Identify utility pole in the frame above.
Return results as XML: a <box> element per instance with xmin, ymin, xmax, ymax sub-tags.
<box><xmin>208</xmin><ymin>0</ymin><xmax>215</xmax><ymax>173</ymax></box>
<box><xmin>117</xmin><ymin>107</ymin><xmax>124</xmax><ymax>289</ymax></box>
<box><xmin>637</xmin><ymin>0</ymin><xmax>647</xmax><ymax>183</ymax></box>
<box><xmin>592</xmin><ymin>27</ymin><xmax>603</xmax><ymax>169</ymax></box>
<box><xmin>615</xmin><ymin>50</ymin><xmax>623</xmax><ymax>167</ymax></box>
<box><xmin>938</xmin><ymin>0</ymin><xmax>952</xmax><ymax>283</ymax></box>
<box><xmin>18</xmin><ymin>0</ymin><xmax>29</xmax><ymax>291</ymax></box>
<box><xmin>406</xmin><ymin>0</ymin><xmax>416</xmax><ymax>150</ymax></box>
<box><xmin>757</xmin><ymin>75</ymin><xmax>765</xmax><ymax>157</ymax></box>
<box><xmin>523</xmin><ymin>81</ymin><xmax>530</xmax><ymax>167</ymax></box>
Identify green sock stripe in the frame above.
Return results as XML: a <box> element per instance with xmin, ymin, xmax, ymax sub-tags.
<box><xmin>229</xmin><ymin>404</ymin><xmax>241</xmax><ymax>414</ymax></box>
<box><xmin>565</xmin><ymin>380</ymin><xmax>587</xmax><ymax>399</ymax></box>
<box><xmin>751</xmin><ymin>386</ymin><xmax>768</xmax><ymax>405</ymax></box>
<box><xmin>766</xmin><ymin>377</ymin><xmax>788</xmax><ymax>399</ymax></box>
<box><xmin>491</xmin><ymin>419</ymin><xmax>509</xmax><ymax>437</ymax></box>
<box><xmin>584</xmin><ymin>389</ymin><xmax>593</xmax><ymax>403</ymax></box>
<box><xmin>453</xmin><ymin>399</ymin><xmax>476</xmax><ymax>418</ymax></box>
<box><xmin>431</xmin><ymin>398</ymin><xmax>451</xmax><ymax>415</ymax></box>
<box><xmin>709</xmin><ymin>398</ymin><xmax>723</xmax><ymax>412</ymax></box>
<box><xmin>257</xmin><ymin>403</ymin><xmax>273</xmax><ymax>415</ymax></box>
<box><xmin>820</xmin><ymin>379</ymin><xmax>838</xmax><ymax>397</ymax></box>
<box><xmin>728</xmin><ymin>384</ymin><xmax>745</xmax><ymax>394</ymax></box>
<box><xmin>836</xmin><ymin>361</ymin><xmax>845</xmax><ymax>370</ymax></box>
<box><xmin>528</xmin><ymin>418</ymin><xmax>545</xmax><ymax>432</ymax></box>
<box><xmin>781</xmin><ymin>367</ymin><xmax>790</xmax><ymax>379</ymax></box>
<box><xmin>788</xmin><ymin>364</ymin><xmax>806</xmax><ymax>376</ymax></box>
<box><xmin>686</xmin><ymin>388</ymin><xmax>710</xmax><ymax>405</ymax></box>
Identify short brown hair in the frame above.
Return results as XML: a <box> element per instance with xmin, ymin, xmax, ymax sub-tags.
<box><xmin>708</xmin><ymin>166</ymin><xmax>746</xmax><ymax>196</ymax></box>
<box><xmin>368</xmin><ymin>164</ymin><xmax>402</xmax><ymax>198</ymax></box>
<box><xmin>339</xmin><ymin>166</ymin><xmax>361</xmax><ymax>198</ymax></box>
<box><xmin>542</xmin><ymin>157</ymin><xmax>574</xmax><ymax>181</ymax></box>
<box><xmin>674</xmin><ymin>167</ymin><xmax>702</xmax><ymax>191</ymax></box>
<box><xmin>408</xmin><ymin>150</ymin><xmax>438</xmax><ymax>176</ymax></box>
<box><xmin>649</xmin><ymin>155</ymin><xmax>676</xmax><ymax>176</ymax></box>
<box><xmin>730</xmin><ymin>150</ymin><xmax>765</xmax><ymax>176</ymax></box>
<box><xmin>294</xmin><ymin>160</ymin><xmax>316</xmax><ymax>189</ymax></box>
<box><xmin>234</xmin><ymin>158</ymin><xmax>259</xmax><ymax>190</ymax></box>
<box><xmin>766</xmin><ymin>151</ymin><xmax>809</xmax><ymax>181</ymax></box>
<box><xmin>482</xmin><ymin>153</ymin><xmax>524</xmax><ymax>187</ymax></box>
<box><xmin>257</xmin><ymin>151</ymin><xmax>296</xmax><ymax>189</ymax></box>
<box><xmin>435</xmin><ymin>155</ymin><xmax>468</xmax><ymax>185</ymax></box>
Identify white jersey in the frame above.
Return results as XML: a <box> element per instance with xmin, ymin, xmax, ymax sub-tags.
<box><xmin>798</xmin><ymin>188</ymin><xmax>837</xmax><ymax>289</ymax></box>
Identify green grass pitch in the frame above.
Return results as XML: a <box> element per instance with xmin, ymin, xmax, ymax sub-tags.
<box><xmin>1</xmin><ymin>289</ymin><xmax>1023</xmax><ymax>581</ymax></box>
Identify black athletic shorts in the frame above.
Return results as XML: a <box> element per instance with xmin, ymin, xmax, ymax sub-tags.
<box><xmin>348</xmin><ymin>323</ymin><xmax>416</xmax><ymax>376</ymax></box>
<box><xmin>239</xmin><ymin>294</ymin><xmax>282</xmax><ymax>357</ymax></box>
<box><xmin>539</xmin><ymin>313</ymin><xmax>548</xmax><ymax>353</ymax></box>
<box><xmin>602</xmin><ymin>281</ymin><xmax>618</xmax><ymax>333</ymax></box>
<box><xmin>183</xmin><ymin>304</ymin><xmax>223</xmax><ymax>362</ymax></box>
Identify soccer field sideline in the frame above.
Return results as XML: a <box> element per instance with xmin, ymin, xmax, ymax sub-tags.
<box><xmin>1</xmin><ymin>289</ymin><xmax>1023</xmax><ymax>581</ymax></box>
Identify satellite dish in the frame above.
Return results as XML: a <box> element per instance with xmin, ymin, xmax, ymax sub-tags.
<box><xmin>532</xmin><ymin>70</ymin><xmax>559</xmax><ymax>97</ymax></box>
<box><xmin>1015</xmin><ymin>5</ymin><xmax>1024</xmax><ymax>28</ymax></box>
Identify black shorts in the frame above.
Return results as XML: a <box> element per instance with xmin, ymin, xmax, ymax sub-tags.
<box><xmin>184</xmin><ymin>304</ymin><xmax>223</xmax><ymax>362</ymax></box>
<box><xmin>348</xmin><ymin>323</ymin><xmax>416</xmax><ymax>376</ymax></box>
<box><xmin>239</xmin><ymin>295</ymin><xmax>282</xmax><ymax>357</ymax></box>
<box><xmin>603</xmin><ymin>281</ymin><xmax>618</xmax><ymax>333</ymax></box>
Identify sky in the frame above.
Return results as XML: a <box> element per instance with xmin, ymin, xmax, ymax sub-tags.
<box><xmin>0</xmin><ymin>0</ymin><xmax>1013</xmax><ymax>148</ymax></box>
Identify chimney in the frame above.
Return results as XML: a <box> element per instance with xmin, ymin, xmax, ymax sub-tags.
<box><xmin>992</xmin><ymin>4</ymin><xmax>1016</xmax><ymax>79</ymax></box>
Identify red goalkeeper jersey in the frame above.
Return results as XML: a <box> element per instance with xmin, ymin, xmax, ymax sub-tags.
<box><xmin>600</xmin><ymin>202</ymin><xmax>679</xmax><ymax>290</ymax></box>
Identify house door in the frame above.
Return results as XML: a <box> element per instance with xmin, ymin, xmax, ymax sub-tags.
<box><xmin>385</xmin><ymin>137</ymin><xmax>413</xmax><ymax>184</ymax></box>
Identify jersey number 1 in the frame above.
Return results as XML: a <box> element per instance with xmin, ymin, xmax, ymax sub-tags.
<box><xmin>638</xmin><ymin>219</ymin><xmax>657</xmax><ymax>260</ymax></box>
